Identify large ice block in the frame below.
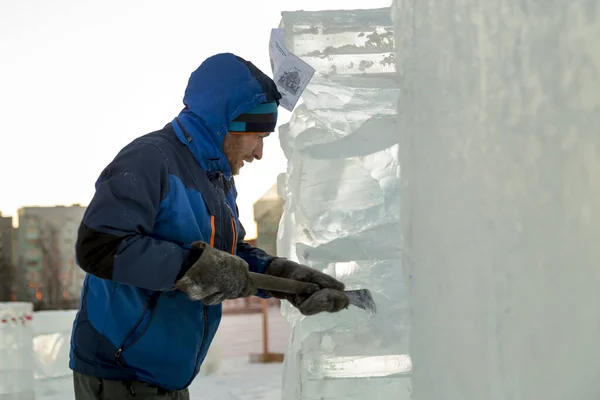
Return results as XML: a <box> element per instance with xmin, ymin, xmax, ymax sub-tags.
<box><xmin>394</xmin><ymin>0</ymin><xmax>600</xmax><ymax>399</ymax></box>
<box><xmin>0</xmin><ymin>302</ymin><xmax>35</xmax><ymax>400</ymax></box>
<box><xmin>277</xmin><ymin>8</ymin><xmax>409</xmax><ymax>400</ymax></box>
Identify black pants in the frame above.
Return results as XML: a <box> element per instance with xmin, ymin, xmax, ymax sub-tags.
<box><xmin>73</xmin><ymin>371</ymin><xmax>190</xmax><ymax>400</ymax></box>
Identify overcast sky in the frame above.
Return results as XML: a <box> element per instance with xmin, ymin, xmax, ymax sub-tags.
<box><xmin>0</xmin><ymin>0</ymin><xmax>390</xmax><ymax>237</ymax></box>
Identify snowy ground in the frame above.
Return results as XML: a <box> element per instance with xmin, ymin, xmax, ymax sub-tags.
<box><xmin>37</xmin><ymin>358</ymin><xmax>284</xmax><ymax>400</ymax></box>
<box><xmin>34</xmin><ymin>307</ymin><xmax>290</xmax><ymax>400</ymax></box>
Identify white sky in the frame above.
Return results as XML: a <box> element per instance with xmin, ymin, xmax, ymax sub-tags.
<box><xmin>0</xmin><ymin>0</ymin><xmax>390</xmax><ymax>237</ymax></box>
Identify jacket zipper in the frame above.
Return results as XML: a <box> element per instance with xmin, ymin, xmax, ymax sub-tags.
<box><xmin>114</xmin><ymin>292</ymin><xmax>161</xmax><ymax>365</ymax></box>
<box><xmin>214</xmin><ymin>171</ymin><xmax>237</xmax><ymax>255</ymax></box>
<box><xmin>216</xmin><ymin>172</ymin><xmax>237</xmax><ymax>255</ymax></box>
<box><xmin>183</xmin><ymin>304</ymin><xmax>209</xmax><ymax>388</ymax></box>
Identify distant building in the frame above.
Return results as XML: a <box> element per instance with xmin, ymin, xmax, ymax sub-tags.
<box><xmin>0</xmin><ymin>212</ymin><xmax>15</xmax><ymax>301</ymax></box>
<box><xmin>253</xmin><ymin>184</ymin><xmax>284</xmax><ymax>256</ymax></box>
<box><xmin>16</xmin><ymin>204</ymin><xmax>86</xmax><ymax>307</ymax></box>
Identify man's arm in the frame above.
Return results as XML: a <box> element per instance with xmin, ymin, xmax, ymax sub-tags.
<box><xmin>76</xmin><ymin>140</ymin><xmax>200</xmax><ymax>291</ymax></box>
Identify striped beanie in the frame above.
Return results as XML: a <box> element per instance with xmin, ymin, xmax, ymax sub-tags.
<box><xmin>228</xmin><ymin>101</ymin><xmax>278</xmax><ymax>134</ymax></box>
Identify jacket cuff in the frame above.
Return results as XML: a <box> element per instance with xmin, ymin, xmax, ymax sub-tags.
<box><xmin>176</xmin><ymin>246</ymin><xmax>204</xmax><ymax>281</ymax></box>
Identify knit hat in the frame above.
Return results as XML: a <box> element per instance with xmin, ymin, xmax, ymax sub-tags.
<box><xmin>228</xmin><ymin>101</ymin><xmax>278</xmax><ymax>134</ymax></box>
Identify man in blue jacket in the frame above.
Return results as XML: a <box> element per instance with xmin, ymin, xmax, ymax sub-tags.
<box><xmin>69</xmin><ymin>53</ymin><xmax>349</xmax><ymax>400</ymax></box>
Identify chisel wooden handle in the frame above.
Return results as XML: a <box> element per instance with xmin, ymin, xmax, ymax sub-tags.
<box><xmin>248</xmin><ymin>271</ymin><xmax>319</xmax><ymax>295</ymax></box>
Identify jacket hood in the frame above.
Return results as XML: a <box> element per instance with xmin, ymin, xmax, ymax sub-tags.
<box><xmin>171</xmin><ymin>53</ymin><xmax>281</xmax><ymax>175</ymax></box>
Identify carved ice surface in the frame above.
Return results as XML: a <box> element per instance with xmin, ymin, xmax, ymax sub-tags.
<box><xmin>276</xmin><ymin>8</ymin><xmax>409</xmax><ymax>400</ymax></box>
<box><xmin>305</xmin><ymin>355</ymin><xmax>412</xmax><ymax>379</ymax></box>
<box><xmin>394</xmin><ymin>0</ymin><xmax>600</xmax><ymax>399</ymax></box>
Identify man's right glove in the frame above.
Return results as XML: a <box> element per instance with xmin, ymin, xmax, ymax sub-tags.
<box><xmin>173</xmin><ymin>241</ymin><xmax>255</xmax><ymax>305</ymax></box>
<box><xmin>265</xmin><ymin>258</ymin><xmax>349</xmax><ymax>316</ymax></box>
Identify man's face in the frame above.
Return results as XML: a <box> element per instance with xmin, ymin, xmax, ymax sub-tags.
<box><xmin>222</xmin><ymin>132</ymin><xmax>269</xmax><ymax>175</ymax></box>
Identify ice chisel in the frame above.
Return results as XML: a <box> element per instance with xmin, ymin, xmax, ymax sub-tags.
<box><xmin>248</xmin><ymin>271</ymin><xmax>376</xmax><ymax>315</ymax></box>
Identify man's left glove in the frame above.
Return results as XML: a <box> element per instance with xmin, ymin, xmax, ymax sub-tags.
<box><xmin>265</xmin><ymin>258</ymin><xmax>349</xmax><ymax>316</ymax></box>
<box><xmin>173</xmin><ymin>241</ymin><xmax>256</xmax><ymax>305</ymax></box>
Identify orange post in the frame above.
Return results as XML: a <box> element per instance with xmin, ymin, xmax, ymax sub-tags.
<box><xmin>262</xmin><ymin>298</ymin><xmax>269</xmax><ymax>355</ymax></box>
<box><xmin>249</xmin><ymin>298</ymin><xmax>284</xmax><ymax>364</ymax></box>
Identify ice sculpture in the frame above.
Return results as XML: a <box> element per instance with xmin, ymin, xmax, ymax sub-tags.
<box><xmin>276</xmin><ymin>8</ymin><xmax>410</xmax><ymax>399</ymax></box>
<box><xmin>0</xmin><ymin>302</ymin><xmax>35</xmax><ymax>400</ymax></box>
<box><xmin>394</xmin><ymin>0</ymin><xmax>600</xmax><ymax>399</ymax></box>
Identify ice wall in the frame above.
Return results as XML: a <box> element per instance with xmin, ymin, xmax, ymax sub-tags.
<box><xmin>393</xmin><ymin>1</ymin><xmax>600</xmax><ymax>399</ymax></box>
<box><xmin>0</xmin><ymin>302</ymin><xmax>35</xmax><ymax>400</ymax></box>
<box><xmin>276</xmin><ymin>8</ymin><xmax>410</xmax><ymax>400</ymax></box>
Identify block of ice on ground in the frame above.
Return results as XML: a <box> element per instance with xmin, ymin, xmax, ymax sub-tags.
<box><xmin>277</xmin><ymin>8</ymin><xmax>410</xmax><ymax>400</ymax></box>
<box><xmin>394</xmin><ymin>0</ymin><xmax>600</xmax><ymax>399</ymax></box>
<box><xmin>32</xmin><ymin>310</ymin><xmax>77</xmax><ymax>380</ymax></box>
<box><xmin>0</xmin><ymin>302</ymin><xmax>35</xmax><ymax>400</ymax></box>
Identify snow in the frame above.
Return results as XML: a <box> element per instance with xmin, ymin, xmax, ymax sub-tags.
<box><xmin>276</xmin><ymin>8</ymin><xmax>409</xmax><ymax>400</ymax></box>
<box><xmin>4</xmin><ymin>307</ymin><xmax>289</xmax><ymax>400</ymax></box>
<box><xmin>37</xmin><ymin>358</ymin><xmax>284</xmax><ymax>400</ymax></box>
<box><xmin>394</xmin><ymin>0</ymin><xmax>600</xmax><ymax>399</ymax></box>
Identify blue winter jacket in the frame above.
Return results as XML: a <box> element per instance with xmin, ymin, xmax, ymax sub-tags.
<box><xmin>69</xmin><ymin>53</ymin><xmax>282</xmax><ymax>391</ymax></box>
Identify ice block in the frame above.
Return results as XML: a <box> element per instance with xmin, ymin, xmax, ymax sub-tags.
<box><xmin>276</xmin><ymin>7</ymin><xmax>410</xmax><ymax>400</ymax></box>
<box><xmin>394</xmin><ymin>0</ymin><xmax>600</xmax><ymax>399</ymax></box>
<box><xmin>0</xmin><ymin>302</ymin><xmax>35</xmax><ymax>400</ymax></box>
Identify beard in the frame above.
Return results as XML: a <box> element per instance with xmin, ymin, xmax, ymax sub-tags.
<box><xmin>229</xmin><ymin>161</ymin><xmax>241</xmax><ymax>176</ymax></box>
<box><xmin>223</xmin><ymin>134</ymin><xmax>245</xmax><ymax>175</ymax></box>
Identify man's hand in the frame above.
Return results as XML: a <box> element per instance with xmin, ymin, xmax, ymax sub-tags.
<box><xmin>173</xmin><ymin>242</ymin><xmax>255</xmax><ymax>304</ymax></box>
<box><xmin>266</xmin><ymin>258</ymin><xmax>349</xmax><ymax>316</ymax></box>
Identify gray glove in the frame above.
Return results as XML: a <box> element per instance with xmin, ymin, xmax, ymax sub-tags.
<box><xmin>173</xmin><ymin>241</ymin><xmax>255</xmax><ymax>305</ymax></box>
<box><xmin>266</xmin><ymin>258</ymin><xmax>349</xmax><ymax>316</ymax></box>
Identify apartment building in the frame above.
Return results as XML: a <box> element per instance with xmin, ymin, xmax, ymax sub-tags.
<box><xmin>16</xmin><ymin>204</ymin><xmax>86</xmax><ymax>307</ymax></box>
<box><xmin>0</xmin><ymin>212</ymin><xmax>15</xmax><ymax>301</ymax></box>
